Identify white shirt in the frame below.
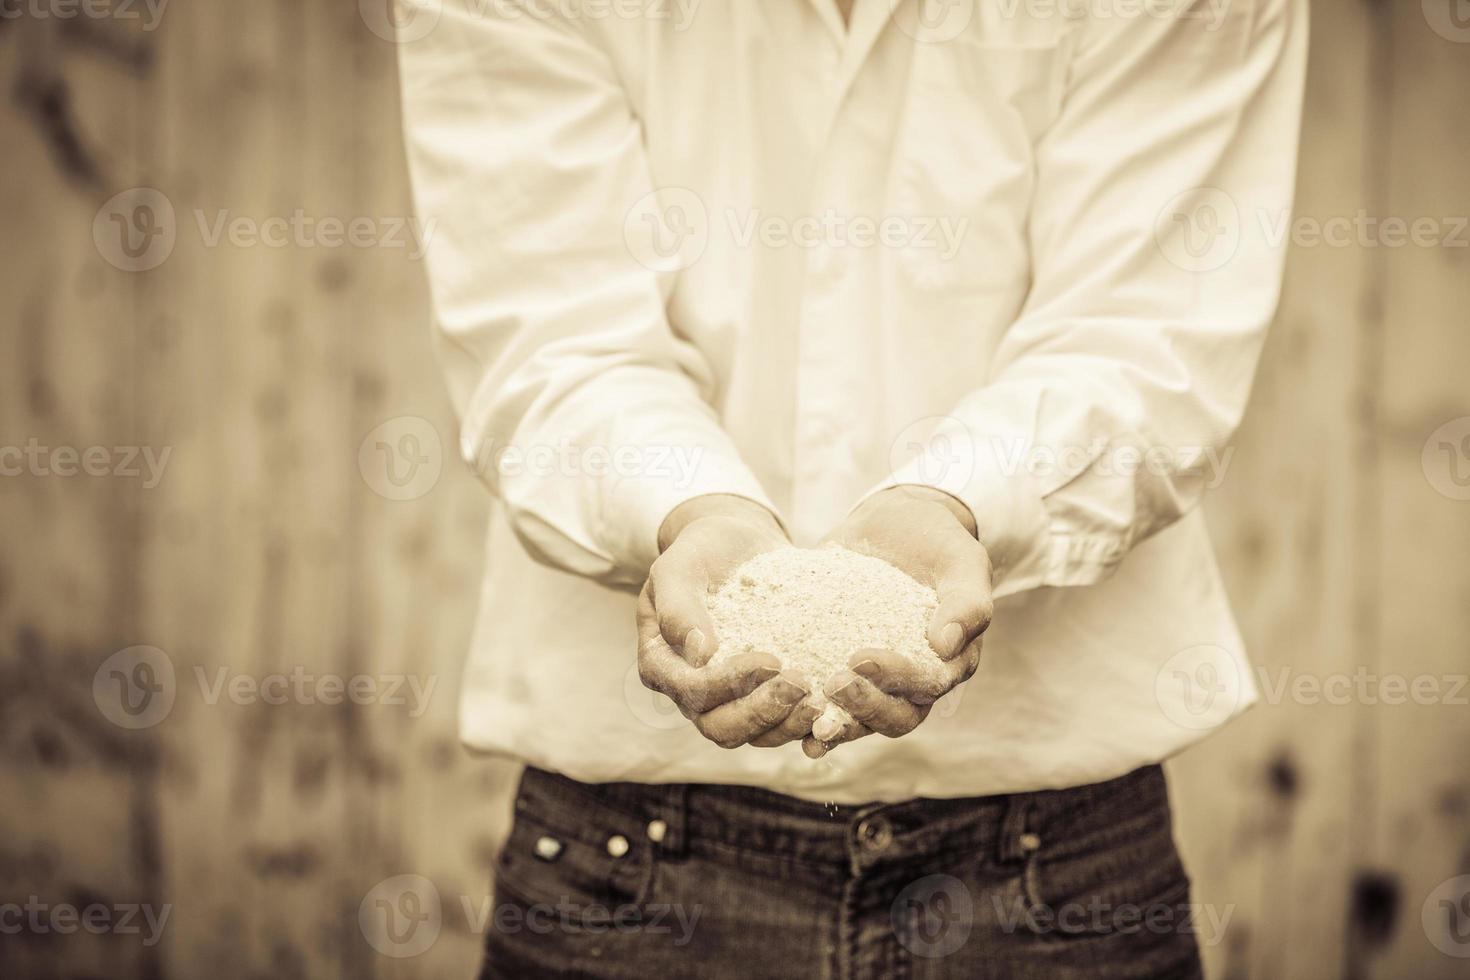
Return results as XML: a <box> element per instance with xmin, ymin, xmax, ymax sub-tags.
<box><xmin>397</xmin><ymin>0</ymin><xmax>1307</xmax><ymax>802</ymax></box>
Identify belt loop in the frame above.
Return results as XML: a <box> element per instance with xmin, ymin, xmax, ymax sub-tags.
<box><xmin>656</xmin><ymin>783</ymin><xmax>689</xmax><ymax>858</ymax></box>
<box><xmin>997</xmin><ymin>793</ymin><xmax>1033</xmax><ymax>864</ymax></box>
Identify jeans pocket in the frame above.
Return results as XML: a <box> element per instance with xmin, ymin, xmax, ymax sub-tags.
<box><xmin>493</xmin><ymin>785</ymin><xmax>657</xmax><ymax>921</ymax></box>
<box><xmin>1017</xmin><ymin>795</ymin><xmax>1194</xmax><ymax>941</ymax></box>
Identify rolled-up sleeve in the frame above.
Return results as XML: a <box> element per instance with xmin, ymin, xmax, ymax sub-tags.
<box><xmin>875</xmin><ymin>0</ymin><xmax>1307</xmax><ymax>598</ymax></box>
<box><xmin>396</xmin><ymin>2</ymin><xmax>777</xmax><ymax>587</ymax></box>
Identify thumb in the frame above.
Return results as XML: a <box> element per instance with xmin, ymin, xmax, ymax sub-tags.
<box><xmin>927</xmin><ymin>536</ymin><xmax>994</xmax><ymax>660</ymax></box>
<box><xmin>649</xmin><ymin>555</ymin><xmax>719</xmax><ymax>666</ymax></box>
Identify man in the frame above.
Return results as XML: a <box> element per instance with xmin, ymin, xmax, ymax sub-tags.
<box><xmin>398</xmin><ymin>0</ymin><xmax>1305</xmax><ymax>976</ymax></box>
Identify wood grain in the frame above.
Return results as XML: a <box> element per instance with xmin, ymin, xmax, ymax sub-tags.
<box><xmin>1</xmin><ymin>2</ymin><xmax>1466</xmax><ymax>977</ymax></box>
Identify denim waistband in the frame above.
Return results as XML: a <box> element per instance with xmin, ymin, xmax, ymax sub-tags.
<box><xmin>516</xmin><ymin>764</ymin><xmax>1168</xmax><ymax>880</ymax></box>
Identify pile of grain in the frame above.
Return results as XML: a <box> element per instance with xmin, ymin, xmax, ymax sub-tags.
<box><xmin>706</xmin><ymin>544</ymin><xmax>940</xmax><ymax>741</ymax></box>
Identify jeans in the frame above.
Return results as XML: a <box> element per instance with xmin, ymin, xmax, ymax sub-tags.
<box><xmin>480</xmin><ymin>764</ymin><xmax>1203</xmax><ymax>979</ymax></box>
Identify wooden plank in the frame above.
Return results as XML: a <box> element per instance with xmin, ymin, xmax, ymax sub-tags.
<box><xmin>1363</xmin><ymin>4</ymin><xmax>1470</xmax><ymax>978</ymax></box>
<box><xmin>1173</xmin><ymin>2</ymin><xmax>1377</xmax><ymax>978</ymax></box>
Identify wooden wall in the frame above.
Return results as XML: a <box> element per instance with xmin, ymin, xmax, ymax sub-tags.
<box><xmin>0</xmin><ymin>2</ymin><xmax>1465</xmax><ymax>978</ymax></box>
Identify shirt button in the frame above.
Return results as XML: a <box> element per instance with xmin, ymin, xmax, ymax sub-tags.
<box><xmin>533</xmin><ymin>836</ymin><xmax>563</xmax><ymax>861</ymax></box>
<box><xmin>856</xmin><ymin>815</ymin><xmax>893</xmax><ymax>853</ymax></box>
<box><xmin>606</xmin><ymin>834</ymin><xmax>630</xmax><ymax>858</ymax></box>
<box><xmin>646</xmin><ymin>819</ymin><xmax>668</xmax><ymax>844</ymax></box>
<box><xmin>1019</xmin><ymin>832</ymin><xmax>1042</xmax><ymax>853</ymax></box>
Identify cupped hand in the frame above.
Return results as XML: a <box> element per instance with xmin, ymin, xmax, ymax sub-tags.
<box><xmin>803</xmin><ymin>486</ymin><xmax>994</xmax><ymax>758</ymax></box>
<box><xmin>637</xmin><ymin>495</ymin><xmax>820</xmax><ymax>748</ymax></box>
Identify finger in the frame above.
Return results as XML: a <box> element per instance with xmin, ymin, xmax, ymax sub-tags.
<box><xmin>802</xmin><ymin>713</ymin><xmax>872</xmax><ymax>758</ymax></box>
<box><xmin>747</xmin><ymin>698</ymin><xmax>822</xmax><ymax>748</ymax></box>
<box><xmin>694</xmin><ymin>674</ymin><xmax>809</xmax><ymax>749</ymax></box>
<box><xmin>927</xmin><ymin>537</ymin><xmax>994</xmax><ymax>659</ymax></box>
<box><xmin>847</xmin><ymin>647</ymin><xmax>969</xmax><ymax>704</ymax></box>
<box><xmin>648</xmin><ymin>555</ymin><xmax>718</xmax><ymax>666</ymax></box>
<box><xmin>639</xmin><ymin>593</ymin><xmax>781</xmax><ymax>712</ymax></box>
<box><xmin>824</xmin><ymin>670</ymin><xmax>930</xmax><ymax>738</ymax></box>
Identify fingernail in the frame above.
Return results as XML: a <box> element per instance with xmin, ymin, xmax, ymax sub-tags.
<box><xmin>830</xmin><ymin>679</ymin><xmax>860</xmax><ymax>704</ymax></box>
<box><xmin>775</xmin><ymin>682</ymin><xmax>808</xmax><ymax>707</ymax></box>
<box><xmin>851</xmin><ymin>659</ymin><xmax>880</xmax><ymax>679</ymax></box>
<box><xmin>941</xmin><ymin>622</ymin><xmax>965</xmax><ymax>656</ymax></box>
<box><xmin>812</xmin><ymin>715</ymin><xmax>844</xmax><ymax>742</ymax></box>
<box><xmin>803</xmin><ymin>738</ymin><xmax>828</xmax><ymax>760</ymax></box>
<box><xmin>684</xmin><ymin>628</ymin><xmax>705</xmax><ymax>660</ymax></box>
<box><xmin>752</xmin><ymin>666</ymin><xmax>781</xmax><ymax>683</ymax></box>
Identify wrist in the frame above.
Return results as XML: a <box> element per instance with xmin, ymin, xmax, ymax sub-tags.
<box><xmin>658</xmin><ymin>493</ymin><xmax>785</xmax><ymax>552</ymax></box>
<box><xmin>872</xmin><ymin>485</ymin><xmax>979</xmax><ymax>539</ymax></box>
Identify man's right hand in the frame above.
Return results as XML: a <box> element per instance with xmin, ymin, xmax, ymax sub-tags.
<box><xmin>637</xmin><ymin>495</ymin><xmax>817</xmax><ymax>749</ymax></box>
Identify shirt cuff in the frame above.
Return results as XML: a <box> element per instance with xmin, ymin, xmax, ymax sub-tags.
<box><xmin>605</xmin><ymin>448</ymin><xmax>781</xmax><ymax>576</ymax></box>
<box><xmin>858</xmin><ymin>417</ymin><xmax>1058</xmax><ymax>599</ymax></box>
